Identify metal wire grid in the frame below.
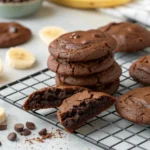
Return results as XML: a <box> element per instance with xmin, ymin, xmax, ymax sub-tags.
<box><xmin>0</xmin><ymin>49</ymin><xmax>150</xmax><ymax>150</ymax></box>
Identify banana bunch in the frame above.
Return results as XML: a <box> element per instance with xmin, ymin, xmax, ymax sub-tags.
<box><xmin>49</xmin><ymin>0</ymin><xmax>132</xmax><ymax>9</ymax></box>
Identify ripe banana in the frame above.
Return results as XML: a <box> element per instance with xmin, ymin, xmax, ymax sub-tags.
<box><xmin>6</xmin><ymin>47</ymin><xmax>36</xmax><ymax>69</ymax></box>
<box><xmin>0</xmin><ymin>59</ymin><xmax>3</xmax><ymax>76</ymax></box>
<box><xmin>39</xmin><ymin>26</ymin><xmax>67</xmax><ymax>45</ymax></box>
<box><xmin>0</xmin><ymin>107</ymin><xmax>6</xmax><ymax>124</ymax></box>
<box><xmin>49</xmin><ymin>0</ymin><xmax>132</xmax><ymax>8</ymax></box>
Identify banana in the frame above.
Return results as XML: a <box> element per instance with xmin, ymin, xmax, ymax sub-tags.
<box><xmin>6</xmin><ymin>47</ymin><xmax>36</xmax><ymax>69</ymax></box>
<box><xmin>0</xmin><ymin>107</ymin><xmax>6</xmax><ymax>124</ymax></box>
<box><xmin>49</xmin><ymin>0</ymin><xmax>132</xmax><ymax>9</ymax></box>
<box><xmin>0</xmin><ymin>59</ymin><xmax>3</xmax><ymax>76</ymax></box>
<box><xmin>39</xmin><ymin>26</ymin><xmax>67</xmax><ymax>45</ymax></box>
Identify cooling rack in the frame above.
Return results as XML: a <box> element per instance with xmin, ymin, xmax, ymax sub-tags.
<box><xmin>0</xmin><ymin>49</ymin><xmax>150</xmax><ymax>150</ymax></box>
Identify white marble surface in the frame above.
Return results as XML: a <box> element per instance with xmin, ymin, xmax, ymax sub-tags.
<box><xmin>0</xmin><ymin>1</ymin><xmax>121</xmax><ymax>150</ymax></box>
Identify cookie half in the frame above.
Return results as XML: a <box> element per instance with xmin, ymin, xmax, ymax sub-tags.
<box><xmin>0</xmin><ymin>22</ymin><xmax>32</xmax><ymax>48</ymax></box>
<box><xmin>116</xmin><ymin>87</ymin><xmax>150</xmax><ymax>125</ymax></box>
<box><xmin>99</xmin><ymin>22</ymin><xmax>150</xmax><ymax>52</ymax></box>
<box><xmin>57</xmin><ymin>90</ymin><xmax>116</xmax><ymax>133</ymax></box>
<box><xmin>57</xmin><ymin>62</ymin><xmax>122</xmax><ymax>86</ymax></box>
<box><xmin>47</xmin><ymin>54</ymin><xmax>114</xmax><ymax>76</ymax></box>
<box><xmin>49</xmin><ymin>29</ymin><xmax>116</xmax><ymax>62</ymax></box>
<box><xmin>129</xmin><ymin>55</ymin><xmax>150</xmax><ymax>85</ymax></box>
<box><xmin>23</xmin><ymin>86</ymin><xmax>87</xmax><ymax>111</ymax></box>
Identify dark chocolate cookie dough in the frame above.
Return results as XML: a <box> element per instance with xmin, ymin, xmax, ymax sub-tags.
<box><xmin>49</xmin><ymin>29</ymin><xmax>116</xmax><ymax>61</ymax></box>
<box><xmin>116</xmin><ymin>87</ymin><xmax>150</xmax><ymax>125</ymax></box>
<box><xmin>0</xmin><ymin>22</ymin><xmax>32</xmax><ymax>48</ymax></box>
<box><xmin>99</xmin><ymin>22</ymin><xmax>150</xmax><ymax>52</ymax></box>
<box><xmin>47</xmin><ymin>54</ymin><xmax>114</xmax><ymax>76</ymax></box>
<box><xmin>57</xmin><ymin>90</ymin><xmax>116</xmax><ymax>133</ymax></box>
<box><xmin>23</xmin><ymin>85</ymin><xmax>87</xmax><ymax>110</ymax></box>
<box><xmin>129</xmin><ymin>55</ymin><xmax>150</xmax><ymax>85</ymax></box>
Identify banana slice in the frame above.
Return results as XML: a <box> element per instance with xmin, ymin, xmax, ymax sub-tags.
<box><xmin>6</xmin><ymin>47</ymin><xmax>36</xmax><ymax>69</ymax></box>
<box><xmin>0</xmin><ymin>107</ymin><xmax>6</xmax><ymax>124</ymax></box>
<box><xmin>39</xmin><ymin>26</ymin><xmax>67</xmax><ymax>45</ymax></box>
<box><xmin>0</xmin><ymin>59</ymin><xmax>3</xmax><ymax>76</ymax></box>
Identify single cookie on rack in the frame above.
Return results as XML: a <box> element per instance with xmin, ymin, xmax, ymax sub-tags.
<box><xmin>116</xmin><ymin>87</ymin><xmax>150</xmax><ymax>125</ymax></box>
<box><xmin>47</xmin><ymin>54</ymin><xmax>114</xmax><ymax>76</ymax></box>
<box><xmin>49</xmin><ymin>29</ymin><xmax>116</xmax><ymax>62</ymax></box>
<box><xmin>23</xmin><ymin>86</ymin><xmax>87</xmax><ymax>110</ymax></box>
<box><xmin>99</xmin><ymin>22</ymin><xmax>150</xmax><ymax>52</ymax></box>
<box><xmin>57</xmin><ymin>90</ymin><xmax>116</xmax><ymax>133</ymax></box>
<box><xmin>0</xmin><ymin>22</ymin><xmax>32</xmax><ymax>48</ymax></box>
<box><xmin>56</xmin><ymin>62</ymin><xmax>122</xmax><ymax>86</ymax></box>
<box><xmin>129</xmin><ymin>55</ymin><xmax>150</xmax><ymax>85</ymax></box>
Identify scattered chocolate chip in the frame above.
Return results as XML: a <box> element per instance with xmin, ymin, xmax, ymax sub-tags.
<box><xmin>81</xmin><ymin>40</ymin><xmax>89</xmax><ymax>45</ymax></box>
<box><xmin>7</xmin><ymin>132</ymin><xmax>17</xmax><ymax>141</ymax></box>
<box><xmin>9</xmin><ymin>26</ymin><xmax>18</xmax><ymax>33</ymax></box>
<box><xmin>0</xmin><ymin>141</ymin><xmax>1</xmax><ymax>146</ymax></box>
<box><xmin>21</xmin><ymin>128</ymin><xmax>31</xmax><ymax>136</ymax></box>
<box><xmin>26</xmin><ymin>122</ymin><xmax>35</xmax><ymax>130</ymax></box>
<box><xmin>38</xmin><ymin>128</ymin><xmax>47</xmax><ymax>136</ymax></box>
<box><xmin>14</xmin><ymin>123</ymin><xmax>24</xmax><ymax>132</ymax></box>
<box><xmin>0</xmin><ymin>124</ymin><xmax>7</xmax><ymax>131</ymax></box>
<box><xmin>73</xmin><ymin>35</ymin><xmax>80</xmax><ymax>39</ymax></box>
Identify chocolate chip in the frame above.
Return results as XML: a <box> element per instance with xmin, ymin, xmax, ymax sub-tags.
<box><xmin>14</xmin><ymin>123</ymin><xmax>24</xmax><ymax>132</ymax></box>
<box><xmin>38</xmin><ymin>128</ymin><xmax>47</xmax><ymax>136</ymax></box>
<box><xmin>81</xmin><ymin>40</ymin><xmax>89</xmax><ymax>45</ymax></box>
<box><xmin>9</xmin><ymin>26</ymin><xmax>18</xmax><ymax>33</ymax></box>
<box><xmin>73</xmin><ymin>35</ymin><xmax>80</xmax><ymax>39</ymax></box>
<box><xmin>0</xmin><ymin>124</ymin><xmax>7</xmax><ymax>131</ymax></box>
<box><xmin>21</xmin><ymin>129</ymin><xmax>31</xmax><ymax>136</ymax></box>
<box><xmin>26</xmin><ymin>122</ymin><xmax>35</xmax><ymax>130</ymax></box>
<box><xmin>7</xmin><ymin>132</ymin><xmax>17</xmax><ymax>141</ymax></box>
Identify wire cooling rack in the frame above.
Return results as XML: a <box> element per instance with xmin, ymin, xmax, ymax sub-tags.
<box><xmin>0</xmin><ymin>49</ymin><xmax>150</xmax><ymax>150</ymax></box>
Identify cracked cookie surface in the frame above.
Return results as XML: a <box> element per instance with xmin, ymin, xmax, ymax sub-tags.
<box><xmin>47</xmin><ymin>54</ymin><xmax>114</xmax><ymax>76</ymax></box>
<box><xmin>49</xmin><ymin>29</ymin><xmax>116</xmax><ymax>62</ymax></box>
<box><xmin>116</xmin><ymin>87</ymin><xmax>150</xmax><ymax>125</ymax></box>
<box><xmin>57</xmin><ymin>90</ymin><xmax>116</xmax><ymax>133</ymax></box>
<box><xmin>129</xmin><ymin>55</ymin><xmax>150</xmax><ymax>85</ymax></box>
<box><xmin>99</xmin><ymin>22</ymin><xmax>150</xmax><ymax>52</ymax></box>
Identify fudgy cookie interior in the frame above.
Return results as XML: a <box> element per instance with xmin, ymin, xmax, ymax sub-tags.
<box><xmin>24</xmin><ymin>88</ymin><xmax>84</xmax><ymax>110</ymax></box>
<box><xmin>60</xmin><ymin>96</ymin><xmax>114</xmax><ymax>132</ymax></box>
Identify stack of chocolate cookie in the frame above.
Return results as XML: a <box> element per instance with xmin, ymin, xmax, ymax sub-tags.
<box><xmin>48</xmin><ymin>29</ymin><xmax>122</xmax><ymax>95</ymax></box>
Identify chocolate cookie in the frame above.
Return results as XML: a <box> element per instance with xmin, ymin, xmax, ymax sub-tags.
<box><xmin>116</xmin><ymin>87</ymin><xmax>150</xmax><ymax>125</ymax></box>
<box><xmin>0</xmin><ymin>22</ymin><xmax>31</xmax><ymax>48</ymax></box>
<box><xmin>56</xmin><ymin>77</ymin><xmax>120</xmax><ymax>95</ymax></box>
<box><xmin>129</xmin><ymin>55</ymin><xmax>150</xmax><ymax>85</ymax></box>
<box><xmin>47</xmin><ymin>54</ymin><xmax>114</xmax><ymax>76</ymax></box>
<box><xmin>23</xmin><ymin>86</ymin><xmax>87</xmax><ymax>111</ymax></box>
<box><xmin>99</xmin><ymin>22</ymin><xmax>150</xmax><ymax>52</ymax></box>
<box><xmin>49</xmin><ymin>29</ymin><xmax>116</xmax><ymax>62</ymax></box>
<box><xmin>57</xmin><ymin>62</ymin><xmax>122</xmax><ymax>86</ymax></box>
<box><xmin>57</xmin><ymin>90</ymin><xmax>116</xmax><ymax>133</ymax></box>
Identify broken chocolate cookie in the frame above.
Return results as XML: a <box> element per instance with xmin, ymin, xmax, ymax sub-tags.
<box><xmin>23</xmin><ymin>86</ymin><xmax>87</xmax><ymax>111</ymax></box>
<box><xmin>57</xmin><ymin>90</ymin><xmax>116</xmax><ymax>133</ymax></box>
